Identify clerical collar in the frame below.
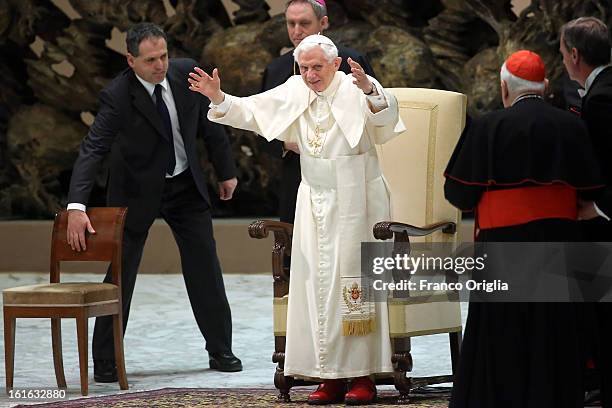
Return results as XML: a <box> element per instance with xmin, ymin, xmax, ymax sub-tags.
<box><xmin>314</xmin><ymin>71</ymin><xmax>342</xmax><ymax>98</ymax></box>
<box><xmin>511</xmin><ymin>93</ymin><xmax>542</xmax><ymax>106</ymax></box>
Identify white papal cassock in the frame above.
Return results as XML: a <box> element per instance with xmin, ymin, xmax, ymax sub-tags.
<box><xmin>208</xmin><ymin>71</ymin><xmax>405</xmax><ymax>378</ymax></box>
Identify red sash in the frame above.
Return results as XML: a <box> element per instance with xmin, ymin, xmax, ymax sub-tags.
<box><xmin>477</xmin><ymin>185</ymin><xmax>577</xmax><ymax>230</ymax></box>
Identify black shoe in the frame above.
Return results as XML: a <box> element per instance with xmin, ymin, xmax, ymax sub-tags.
<box><xmin>209</xmin><ymin>352</ymin><xmax>243</xmax><ymax>372</ymax></box>
<box><xmin>94</xmin><ymin>359</ymin><xmax>118</xmax><ymax>383</ymax></box>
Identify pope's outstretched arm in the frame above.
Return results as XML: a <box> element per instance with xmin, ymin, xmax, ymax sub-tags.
<box><xmin>188</xmin><ymin>67</ymin><xmax>225</xmax><ymax>105</ymax></box>
<box><xmin>188</xmin><ymin>67</ymin><xmax>269</xmax><ymax>136</ymax></box>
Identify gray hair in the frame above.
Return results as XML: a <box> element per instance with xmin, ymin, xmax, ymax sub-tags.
<box><xmin>286</xmin><ymin>0</ymin><xmax>327</xmax><ymax>19</ymax></box>
<box><xmin>294</xmin><ymin>41</ymin><xmax>338</xmax><ymax>63</ymax></box>
<box><xmin>561</xmin><ymin>17</ymin><xmax>611</xmax><ymax>67</ymax></box>
<box><xmin>126</xmin><ymin>23</ymin><xmax>167</xmax><ymax>57</ymax></box>
<box><xmin>500</xmin><ymin>63</ymin><xmax>545</xmax><ymax>94</ymax></box>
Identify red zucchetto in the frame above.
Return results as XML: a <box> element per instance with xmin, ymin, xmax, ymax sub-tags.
<box><xmin>505</xmin><ymin>50</ymin><xmax>546</xmax><ymax>82</ymax></box>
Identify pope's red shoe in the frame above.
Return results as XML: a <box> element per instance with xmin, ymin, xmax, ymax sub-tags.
<box><xmin>345</xmin><ymin>376</ymin><xmax>376</xmax><ymax>405</ymax></box>
<box><xmin>307</xmin><ymin>379</ymin><xmax>346</xmax><ymax>405</ymax></box>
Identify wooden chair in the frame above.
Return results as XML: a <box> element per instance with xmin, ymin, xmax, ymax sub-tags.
<box><xmin>249</xmin><ymin>88</ymin><xmax>467</xmax><ymax>403</ymax></box>
<box><xmin>3</xmin><ymin>207</ymin><xmax>129</xmax><ymax>396</ymax></box>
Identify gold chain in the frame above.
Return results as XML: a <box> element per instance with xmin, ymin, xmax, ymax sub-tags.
<box><xmin>306</xmin><ymin>88</ymin><xmax>337</xmax><ymax>155</ymax></box>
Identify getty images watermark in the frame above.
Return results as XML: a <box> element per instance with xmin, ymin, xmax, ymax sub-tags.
<box><xmin>360</xmin><ymin>242</ymin><xmax>612</xmax><ymax>302</ymax></box>
<box><xmin>370</xmin><ymin>251</ymin><xmax>509</xmax><ymax>293</ymax></box>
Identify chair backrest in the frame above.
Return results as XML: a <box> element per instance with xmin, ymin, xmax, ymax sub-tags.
<box><xmin>377</xmin><ymin>88</ymin><xmax>466</xmax><ymax>244</ymax></box>
<box><xmin>50</xmin><ymin>207</ymin><xmax>128</xmax><ymax>284</ymax></box>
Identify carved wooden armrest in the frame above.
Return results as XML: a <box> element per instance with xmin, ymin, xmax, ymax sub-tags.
<box><xmin>248</xmin><ymin>220</ymin><xmax>294</xmax><ymax>283</ymax></box>
<box><xmin>373</xmin><ymin>221</ymin><xmax>456</xmax><ymax>241</ymax></box>
<box><xmin>248</xmin><ymin>220</ymin><xmax>293</xmax><ymax>240</ymax></box>
<box><xmin>374</xmin><ymin>221</ymin><xmax>458</xmax><ymax>286</ymax></box>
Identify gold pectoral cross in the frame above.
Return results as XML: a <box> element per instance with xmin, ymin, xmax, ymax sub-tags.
<box><xmin>308</xmin><ymin>125</ymin><xmax>323</xmax><ymax>151</ymax></box>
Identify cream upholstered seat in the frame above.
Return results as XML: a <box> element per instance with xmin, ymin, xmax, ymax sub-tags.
<box><xmin>378</xmin><ymin>88</ymin><xmax>466</xmax><ymax>235</ymax></box>
<box><xmin>249</xmin><ymin>87</ymin><xmax>467</xmax><ymax>403</ymax></box>
<box><xmin>376</xmin><ymin>88</ymin><xmax>465</xmax><ymax>339</ymax></box>
<box><xmin>3</xmin><ymin>283</ymin><xmax>118</xmax><ymax>306</ymax></box>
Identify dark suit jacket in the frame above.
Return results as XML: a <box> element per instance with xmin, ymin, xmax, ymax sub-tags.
<box><xmin>68</xmin><ymin>58</ymin><xmax>236</xmax><ymax>230</ymax></box>
<box><xmin>582</xmin><ymin>66</ymin><xmax>612</xmax><ymax>219</ymax></box>
<box><xmin>260</xmin><ymin>45</ymin><xmax>374</xmax><ymax>222</ymax></box>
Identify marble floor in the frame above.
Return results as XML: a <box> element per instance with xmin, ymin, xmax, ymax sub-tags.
<box><xmin>0</xmin><ymin>273</ymin><xmax>466</xmax><ymax>407</ymax></box>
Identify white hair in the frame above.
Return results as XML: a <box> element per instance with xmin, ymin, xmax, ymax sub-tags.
<box><xmin>500</xmin><ymin>63</ymin><xmax>545</xmax><ymax>94</ymax></box>
<box><xmin>293</xmin><ymin>41</ymin><xmax>338</xmax><ymax>63</ymax></box>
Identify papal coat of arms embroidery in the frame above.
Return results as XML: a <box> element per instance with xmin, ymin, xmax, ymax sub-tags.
<box><xmin>341</xmin><ymin>279</ymin><xmax>375</xmax><ymax>336</ymax></box>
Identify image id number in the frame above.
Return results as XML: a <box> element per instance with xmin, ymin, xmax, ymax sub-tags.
<box><xmin>8</xmin><ymin>388</ymin><xmax>66</xmax><ymax>400</ymax></box>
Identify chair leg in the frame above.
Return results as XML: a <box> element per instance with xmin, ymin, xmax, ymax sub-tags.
<box><xmin>51</xmin><ymin>318</ymin><xmax>67</xmax><ymax>388</ymax></box>
<box><xmin>273</xmin><ymin>336</ymin><xmax>292</xmax><ymax>402</ymax></box>
<box><xmin>392</xmin><ymin>337</ymin><xmax>413</xmax><ymax>404</ymax></box>
<box><xmin>449</xmin><ymin>331</ymin><xmax>462</xmax><ymax>376</ymax></box>
<box><xmin>3</xmin><ymin>308</ymin><xmax>16</xmax><ymax>391</ymax></box>
<box><xmin>273</xmin><ymin>366</ymin><xmax>294</xmax><ymax>402</ymax></box>
<box><xmin>112</xmin><ymin>314</ymin><xmax>128</xmax><ymax>390</ymax></box>
<box><xmin>75</xmin><ymin>313</ymin><xmax>88</xmax><ymax>396</ymax></box>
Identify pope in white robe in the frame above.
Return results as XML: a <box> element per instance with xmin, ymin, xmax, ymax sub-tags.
<box><xmin>188</xmin><ymin>34</ymin><xmax>405</xmax><ymax>404</ymax></box>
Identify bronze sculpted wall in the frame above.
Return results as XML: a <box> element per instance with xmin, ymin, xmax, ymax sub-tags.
<box><xmin>0</xmin><ymin>0</ymin><xmax>609</xmax><ymax>218</ymax></box>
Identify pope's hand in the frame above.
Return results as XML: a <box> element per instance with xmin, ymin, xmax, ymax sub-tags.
<box><xmin>348</xmin><ymin>57</ymin><xmax>375</xmax><ymax>95</ymax></box>
<box><xmin>188</xmin><ymin>67</ymin><xmax>225</xmax><ymax>105</ymax></box>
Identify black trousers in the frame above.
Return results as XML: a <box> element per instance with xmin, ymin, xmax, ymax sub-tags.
<box><xmin>580</xmin><ymin>219</ymin><xmax>612</xmax><ymax>407</ymax></box>
<box><xmin>594</xmin><ymin>303</ymin><xmax>612</xmax><ymax>408</ymax></box>
<box><xmin>92</xmin><ymin>170</ymin><xmax>233</xmax><ymax>360</ymax></box>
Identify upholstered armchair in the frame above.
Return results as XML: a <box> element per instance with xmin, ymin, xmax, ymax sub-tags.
<box><xmin>249</xmin><ymin>88</ymin><xmax>467</xmax><ymax>403</ymax></box>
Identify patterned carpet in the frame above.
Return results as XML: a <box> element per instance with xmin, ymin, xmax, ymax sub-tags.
<box><xmin>16</xmin><ymin>387</ymin><xmax>450</xmax><ymax>407</ymax></box>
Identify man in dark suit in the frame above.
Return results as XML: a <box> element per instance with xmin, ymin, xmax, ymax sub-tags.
<box><xmin>66</xmin><ymin>23</ymin><xmax>242</xmax><ymax>382</ymax></box>
<box><xmin>261</xmin><ymin>0</ymin><xmax>375</xmax><ymax>223</ymax></box>
<box><xmin>560</xmin><ymin>16</ymin><xmax>612</xmax><ymax>407</ymax></box>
